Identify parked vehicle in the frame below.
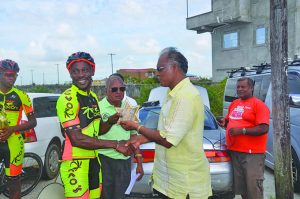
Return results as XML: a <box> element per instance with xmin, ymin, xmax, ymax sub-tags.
<box><xmin>22</xmin><ymin>93</ymin><xmax>63</xmax><ymax>180</ymax></box>
<box><xmin>223</xmin><ymin>60</ymin><xmax>300</xmax><ymax>192</ymax></box>
<box><xmin>148</xmin><ymin>86</ymin><xmax>210</xmax><ymax>109</ymax></box>
<box><xmin>128</xmin><ymin>86</ymin><xmax>233</xmax><ymax>199</ymax></box>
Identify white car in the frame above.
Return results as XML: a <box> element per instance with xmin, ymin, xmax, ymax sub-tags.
<box><xmin>22</xmin><ymin>93</ymin><xmax>63</xmax><ymax>180</ymax></box>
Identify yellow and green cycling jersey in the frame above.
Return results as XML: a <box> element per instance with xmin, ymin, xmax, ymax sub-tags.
<box><xmin>56</xmin><ymin>84</ymin><xmax>101</xmax><ymax>160</ymax></box>
<box><xmin>0</xmin><ymin>87</ymin><xmax>34</xmax><ymax>176</ymax></box>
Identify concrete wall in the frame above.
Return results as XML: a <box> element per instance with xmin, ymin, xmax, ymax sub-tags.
<box><xmin>212</xmin><ymin>0</ymin><xmax>300</xmax><ymax>81</ymax></box>
<box><xmin>187</xmin><ymin>0</ymin><xmax>300</xmax><ymax>82</ymax></box>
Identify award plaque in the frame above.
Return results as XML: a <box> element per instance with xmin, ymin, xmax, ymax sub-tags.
<box><xmin>116</xmin><ymin>100</ymin><xmax>139</xmax><ymax>122</ymax></box>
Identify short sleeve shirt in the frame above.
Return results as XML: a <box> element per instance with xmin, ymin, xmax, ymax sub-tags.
<box><xmin>56</xmin><ymin>85</ymin><xmax>101</xmax><ymax>160</ymax></box>
<box><xmin>0</xmin><ymin>87</ymin><xmax>33</xmax><ymax>128</ymax></box>
<box><xmin>98</xmin><ymin>97</ymin><xmax>136</xmax><ymax>160</ymax></box>
<box><xmin>152</xmin><ymin>78</ymin><xmax>212</xmax><ymax>199</ymax></box>
<box><xmin>225</xmin><ymin>97</ymin><xmax>270</xmax><ymax>153</ymax></box>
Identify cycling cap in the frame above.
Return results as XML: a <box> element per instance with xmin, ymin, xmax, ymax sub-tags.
<box><xmin>0</xmin><ymin>59</ymin><xmax>20</xmax><ymax>73</ymax></box>
<box><xmin>66</xmin><ymin>52</ymin><xmax>95</xmax><ymax>73</ymax></box>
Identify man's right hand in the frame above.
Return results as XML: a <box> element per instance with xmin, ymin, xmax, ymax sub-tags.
<box><xmin>116</xmin><ymin>141</ymin><xmax>135</xmax><ymax>156</ymax></box>
<box><xmin>126</xmin><ymin>135</ymin><xmax>147</xmax><ymax>149</ymax></box>
<box><xmin>216</xmin><ymin>117</ymin><xmax>226</xmax><ymax>128</ymax></box>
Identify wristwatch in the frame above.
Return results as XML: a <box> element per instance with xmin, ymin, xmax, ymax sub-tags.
<box><xmin>242</xmin><ymin>128</ymin><xmax>247</xmax><ymax>135</ymax></box>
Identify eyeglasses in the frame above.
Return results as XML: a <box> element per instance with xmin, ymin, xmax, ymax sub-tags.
<box><xmin>111</xmin><ymin>87</ymin><xmax>126</xmax><ymax>93</ymax></box>
<box><xmin>2</xmin><ymin>72</ymin><xmax>18</xmax><ymax>78</ymax></box>
<box><xmin>156</xmin><ymin>66</ymin><xmax>167</xmax><ymax>72</ymax></box>
<box><xmin>156</xmin><ymin>62</ymin><xmax>173</xmax><ymax>72</ymax></box>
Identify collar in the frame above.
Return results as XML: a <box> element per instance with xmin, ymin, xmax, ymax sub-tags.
<box><xmin>0</xmin><ymin>87</ymin><xmax>14</xmax><ymax>95</ymax></box>
<box><xmin>71</xmin><ymin>84</ymin><xmax>90</xmax><ymax>96</ymax></box>
<box><xmin>168</xmin><ymin>77</ymin><xmax>190</xmax><ymax>98</ymax></box>
<box><xmin>102</xmin><ymin>97</ymin><xmax>124</xmax><ymax>109</ymax></box>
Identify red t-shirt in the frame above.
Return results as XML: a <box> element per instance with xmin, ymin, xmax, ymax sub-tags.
<box><xmin>225</xmin><ymin>97</ymin><xmax>270</xmax><ymax>153</ymax></box>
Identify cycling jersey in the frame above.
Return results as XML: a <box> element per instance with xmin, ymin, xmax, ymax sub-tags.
<box><xmin>56</xmin><ymin>84</ymin><xmax>101</xmax><ymax>160</ymax></box>
<box><xmin>0</xmin><ymin>87</ymin><xmax>33</xmax><ymax>176</ymax></box>
<box><xmin>56</xmin><ymin>84</ymin><xmax>102</xmax><ymax>198</ymax></box>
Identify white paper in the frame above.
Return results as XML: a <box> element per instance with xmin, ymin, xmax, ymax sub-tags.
<box><xmin>125</xmin><ymin>172</ymin><xmax>141</xmax><ymax>194</ymax></box>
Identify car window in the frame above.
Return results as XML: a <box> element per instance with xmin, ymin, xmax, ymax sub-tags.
<box><xmin>140</xmin><ymin>107</ymin><xmax>218</xmax><ymax>130</ymax></box>
<box><xmin>260</xmin><ymin>74</ymin><xmax>271</xmax><ymax>101</ymax></box>
<box><xmin>224</xmin><ymin>78</ymin><xmax>238</xmax><ymax>103</ymax></box>
<box><xmin>142</xmin><ymin>109</ymin><xmax>160</xmax><ymax>129</ymax></box>
<box><xmin>204</xmin><ymin>109</ymin><xmax>218</xmax><ymax>130</ymax></box>
<box><xmin>33</xmin><ymin>96</ymin><xmax>59</xmax><ymax>118</ymax></box>
<box><xmin>288</xmin><ymin>72</ymin><xmax>300</xmax><ymax>94</ymax></box>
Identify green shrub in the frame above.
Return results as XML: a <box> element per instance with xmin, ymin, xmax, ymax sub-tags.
<box><xmin>195</xmin><ymin>78</ymin><xmax>227</xmax><ymax>117</ymax></box>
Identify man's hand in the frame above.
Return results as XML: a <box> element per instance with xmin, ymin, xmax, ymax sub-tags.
<box><xmin>0</xmin><ymin>127</ymin><xmax>14</xmax><ymax>141</ymax></box>
<box><xmin>126</xmin><ymin>135</ymin><xmax>145</xmax><ymax>149</ymax></box>
<box><xmin>136</xmin><ymin>164</ymin><xmax>144</xmax><ymax>181</ymax></box>
<box><xmin>229</xmin><ymin>127</ymin><xmax>242</xmax><ymax>136</ymax></box>
<box><xmin>108</xmin><ymin>113</ymin><xmax>121</xmax><ymax>125</ymax></box>
<box><xmin>116</xmin><ymin>141</ymin><xmax>135</xmax><ymax>156</ymax></box>
<box><xmin>216</xmin><ymin>117</ymin><xmax>226</xmax><ymax>128</ymax></box>
<box><xmin>119</xmin><ymin>120</ymin><xmax>139</xmax><ymax>131</ymax></box>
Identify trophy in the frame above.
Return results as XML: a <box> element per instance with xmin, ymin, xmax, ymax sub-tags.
<box><xmin>0</xmin><ymin>109</ymin><xmax>8</xmax><ymax>130</ymax></box>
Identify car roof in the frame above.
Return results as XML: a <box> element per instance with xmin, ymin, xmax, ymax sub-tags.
<box><xmin>148</xmin><ymin>86</ymin><xmax>210</xmax><ymax>109</ymax></box>
<box><xmin>27</xmin><ymin>93</ymin><xmax>60</xmax><ymax>98</ymax></box>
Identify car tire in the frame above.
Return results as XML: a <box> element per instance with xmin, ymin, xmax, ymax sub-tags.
<box><xmin>43</xmin><ymin>142</ymin><xmax>61</xmax><ymax>180</ymax></box>
<box><xmin>292</xmin><ymin>148</ymin><xmax>300</xmax><ymax>192</ymax></box>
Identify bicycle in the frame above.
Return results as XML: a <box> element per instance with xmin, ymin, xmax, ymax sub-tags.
<box><xmin>0</xmin><ymin>152</ymin><xmax>43</xmax><ymax>197</ymax></box>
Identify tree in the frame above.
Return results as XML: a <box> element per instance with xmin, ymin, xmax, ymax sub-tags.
<box><xmin>270</xmin><ymin>0</ymin><xmax>293</xmax><ymax>198</ymax></box>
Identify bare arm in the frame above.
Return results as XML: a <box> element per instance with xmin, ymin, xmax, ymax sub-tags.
<box><xmin>99</xmin><ymin>113</ymin><xmax>120</xmax><ymax>135</ymax></box>
<box><xmin>120</xmin><ymin>121</ymin><xmax>172</xmax><ymax>149</ymax></box>
<box><xmin>229</xmin><ymin>124</ymin><xmax>269</xmax><ymax>136</ymax></box>
<box><xmin>0</xmin><ymin>113</ymin><xmax>37</xmax><ymax>141</ymax></box>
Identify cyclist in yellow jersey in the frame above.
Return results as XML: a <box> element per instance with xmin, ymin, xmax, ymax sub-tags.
<box><xmin>0</xmin><ymin>59</ymin><xmax>37</xmax><ymax>199</ymax></box>
<box><xmin>56</xmin><ymin>52</ymin><xmax>133</xmax><ymax>199</ymax></box>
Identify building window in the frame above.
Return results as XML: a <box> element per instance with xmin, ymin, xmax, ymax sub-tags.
<box><xmin>256</xmin><ymin>27</ymin><xmax>266</xmax><ymax>45</ymax></box>
<box><xmin>223</xmin><ymin>32</ymin><xmax>238</xmax><ymax>49</ymax></box>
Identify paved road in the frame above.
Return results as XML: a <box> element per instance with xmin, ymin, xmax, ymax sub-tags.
<box><xmin>0</xmin><ymin>167</ymin><xmax>299</xmax><ymax>199</ymax></box>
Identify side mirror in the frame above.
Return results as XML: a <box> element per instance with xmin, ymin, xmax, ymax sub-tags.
<box><xmin>289</xmin><ymin>94</ymin><xmax>300</xmax><ymax>107</ymax></box>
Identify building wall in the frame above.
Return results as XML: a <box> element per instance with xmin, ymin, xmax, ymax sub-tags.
<box><xmin>189</xmin><ymin>0</ymin><xmax>300</xmax><ymax>82</ymax></box>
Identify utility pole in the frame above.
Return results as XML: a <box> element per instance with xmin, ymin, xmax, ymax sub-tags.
<box><xmin>43</xmin><ymin>72</ymin><xmax>45</xmax><ymax>85</ymax></box>
<box><xmin>270</xmin><ymin>0</ymin><xmax>293</xmax><ymax>198</ymax></box>
<box><xmin>30</xmin><ymin>69</ymin><xmax>34</xmax><ymax>85</ymax></box>
<box><xmin>108</xmin><ymin>53</ymin><xmax>116</xmax><ymax>74</ymax></box>
<box><xmin>56</xmin><ymin>64</ymin><xmax>60</xmax><ymax>85</ymax></box>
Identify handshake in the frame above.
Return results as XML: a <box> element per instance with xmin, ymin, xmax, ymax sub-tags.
<box><xmin>114</xmin><ymin>135</ymin><xmax>143</xmax><ymax>157</ymax></box>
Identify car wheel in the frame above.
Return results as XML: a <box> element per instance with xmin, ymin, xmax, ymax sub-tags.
<box><xmin>43</xmin><ymin>142</ymin><xmax>61</xmax><ymax>180</ymax></box>
<box><xmin>292</xmin><ymin>149</ymin><xmax>300</xmax><ymax>192</ymax></box>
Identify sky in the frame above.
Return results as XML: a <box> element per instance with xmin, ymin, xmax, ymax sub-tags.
<box><xmin>0</xmin><ymin>0</ymin><xmax>212</xmax><ymax>85</ymax></box>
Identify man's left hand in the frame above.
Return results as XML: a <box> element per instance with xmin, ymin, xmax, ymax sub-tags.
<box><xmin>136</xmin><ymin>164</ymin><xmax>144</xmax><ymax>181</ymax></box>
<box><xmin>108</xmin><ymin>113</ymin><xmax>120</xmax><ymax>125</ymax></box>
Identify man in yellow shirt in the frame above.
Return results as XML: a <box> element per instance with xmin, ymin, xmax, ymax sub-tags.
<box><xmin>120</xmin><ymin>47</ymin><xmax>212</xmax><ymax>199</ymax></box>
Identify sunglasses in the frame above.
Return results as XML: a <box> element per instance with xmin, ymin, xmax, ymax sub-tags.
<box><xmin>111</xmin><ymin>87</ymin><xmax>126</xmax><ymax>93</ymax></box>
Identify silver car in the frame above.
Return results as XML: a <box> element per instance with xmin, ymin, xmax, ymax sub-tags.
<box><xmin>127</xmin><ymin>103</ymin><xmax>234</xmax><ymax>199</ymax></box>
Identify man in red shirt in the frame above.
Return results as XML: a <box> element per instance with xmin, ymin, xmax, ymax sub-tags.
<box><xmin>218</xmin><ymin>77</ymin><xmax>270</xmax><ymax>199</ymax></box>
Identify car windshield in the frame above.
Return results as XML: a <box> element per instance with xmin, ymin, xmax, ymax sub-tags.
<box><xmin>139</xmin><ymin>106</ymin><xmax>218</xmax><ymax>130</ymax></box>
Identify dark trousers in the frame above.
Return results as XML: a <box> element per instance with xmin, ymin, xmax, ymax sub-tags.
<box><xmin>99</xmin><ymin>154</ymin><xmax>131</xmax><ymax>199</ymax></box>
